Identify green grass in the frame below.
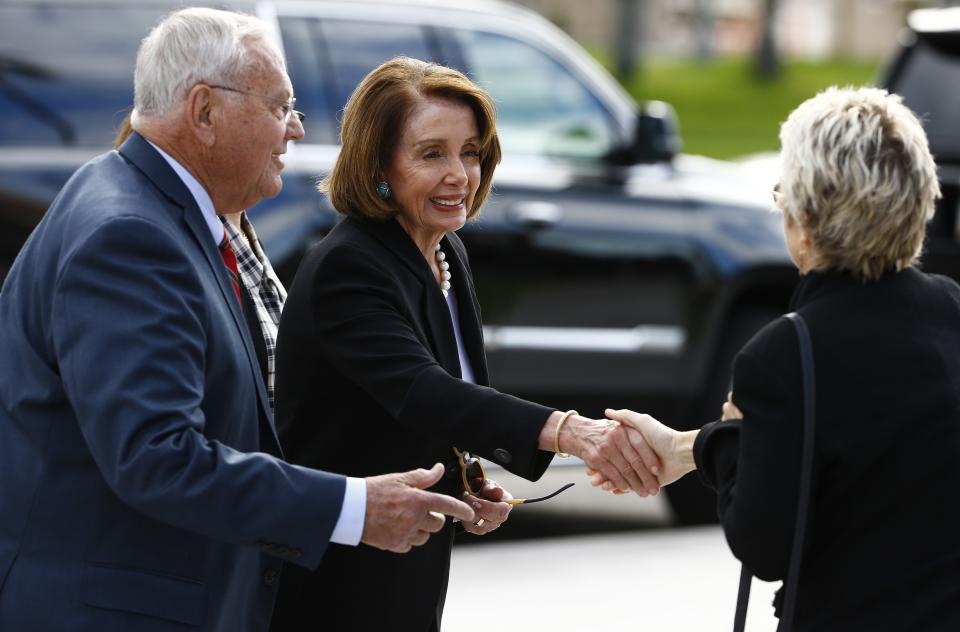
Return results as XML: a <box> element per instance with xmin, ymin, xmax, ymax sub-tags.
<box><xmin>598</xmin><ymin>56</ymin><xmax>881</xmax><ymax>159</ymax></box>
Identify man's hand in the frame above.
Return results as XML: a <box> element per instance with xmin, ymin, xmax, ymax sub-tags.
<box><xmin>361</xmin><ymin>463</ymin><xmax>475</xmax><ymax>553</ymax></box>
<box><xmin>540</xmin><ymin>412</ymin><xmax>662</xmax><ymax>496</ymax></box>
<box><xmin>600</xmin><ymin>409</ymin><xmax>698</xmax><ymax>486</ymax></box>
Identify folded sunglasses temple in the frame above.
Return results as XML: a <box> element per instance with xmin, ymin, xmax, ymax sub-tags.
<box><xmin>503</xmin><ymin>482</ymin><xmax>575</xmax><ymax>505</ymax></box>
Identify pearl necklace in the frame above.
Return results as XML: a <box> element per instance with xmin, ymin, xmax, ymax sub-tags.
<box><xmin>435</xmin><ymin>243</ymin><xmax>451</xmax><ymax>297</ymax></box>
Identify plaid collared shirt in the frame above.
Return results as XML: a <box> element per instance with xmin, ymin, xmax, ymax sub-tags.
<box><xmin>220</xmin><ymin>214</ymin><xmax>286</xmax><ymax>415</ymax></box>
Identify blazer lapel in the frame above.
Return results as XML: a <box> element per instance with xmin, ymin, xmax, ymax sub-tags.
<box><xmin>355</xmin><ymin>217</ymin><xmax>462</xmax><ymax>377</ymax></box>
<box><xmin>444</xmin><ymin>233</ymin><xmax>490</xmax><ymax>386</ymax></box>
<box><xmin>118</xmin><ymin>133</ymin><xmax>276</xmax><ymax>439</ymax></box>
<box><xmin>118</xmin><ymin>134</ymin><xmax>240</xmax><ymax>318</ymax></box>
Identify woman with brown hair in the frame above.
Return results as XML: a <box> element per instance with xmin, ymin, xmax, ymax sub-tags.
<box><xmin>270</xmin><ymin>57</ymin><xmax>661</xmax><ymax>630</ymax></box>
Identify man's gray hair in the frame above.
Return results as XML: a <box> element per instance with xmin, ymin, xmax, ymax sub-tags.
<box><xmin>133</xmin><ymin>7</ymin><xmax>269</xmax><ymax>117</ymax></box>
<box><xmin>779</xmin><ymin>86</ymin><xmax>940</xmax><ymax>281</ymax></box>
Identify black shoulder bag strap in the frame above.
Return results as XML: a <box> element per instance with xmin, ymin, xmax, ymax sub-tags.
<box><xmin>733</xmin><ymin>312</ymin><xmax>816</xmax><ymax>632</ymax></box>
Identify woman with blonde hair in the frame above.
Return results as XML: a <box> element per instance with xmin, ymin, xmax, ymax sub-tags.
<box><xmin>608</xmin><ymin>86</ymin><xmax>960</xmax><ymax>630</ymax></box>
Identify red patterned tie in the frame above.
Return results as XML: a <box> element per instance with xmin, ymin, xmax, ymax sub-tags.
<box><xmin>218</xmin><ymin>230</ymin><xmax>242</xmax><ymax>303</ymax></box>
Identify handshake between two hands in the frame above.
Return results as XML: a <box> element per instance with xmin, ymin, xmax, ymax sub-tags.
<box><xmin>581</xmin><ymin>395</ymin><xmax>744</xmax><ymax>495</ymax></box>
<box><xmin>581</xmin><ymin>409</ymin><xmax>698</xmax><ymax>496</ymax></box>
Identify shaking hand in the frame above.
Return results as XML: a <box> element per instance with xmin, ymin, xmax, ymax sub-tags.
<box><xmin>599</xmin><ymin>409</ymin><xmax>698</xmax><ymax>487</ymax></box>
<box><xmin>541</xmin><ymin>411</ymin><xmax>662</xmax><ymax>496</ymax></box>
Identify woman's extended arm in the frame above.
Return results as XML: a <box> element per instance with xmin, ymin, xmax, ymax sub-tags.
<box><xmin>302</xmin><ymin>239</ymin><xmax>659</xmax><ymax>493</ymax></box>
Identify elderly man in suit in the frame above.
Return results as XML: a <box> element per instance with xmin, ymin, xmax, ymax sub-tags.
<box><xmin>0</xmin><ymin>8</ymin><xmax>473</xmax><ymax>631</ymax></box>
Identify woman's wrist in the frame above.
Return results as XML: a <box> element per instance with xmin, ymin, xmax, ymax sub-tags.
<box><xmin>538</xmin><ymin>410</ymin><xmax>584</xmax><ymax>455</ymax></box>
<box><xmin>674</xmin><ymin>430</ymin><xmax>699</xmax><ymax>475</ymax></box>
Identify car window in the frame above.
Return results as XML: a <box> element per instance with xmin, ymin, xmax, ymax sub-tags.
<box><xmin>894</xmin><ymin>40</ymin><xmax>960</xmax><ymax>162</ymax></box>
<box><xmin>278</xmin><ymin>16</ymin><xmax>338</xmax><ymax>145</ymax></box>
<box><xmin>322</xmin><ymin>19</ymin><xmax>432</xmax><ymax>124</ymax></box>
<box><xmin>452</xmin><ymin>29</ymin><xmax>617</xmax><ymax>160</ymax></box>
<box><xmin>0</xmin><ymin>6</ymin><xmax>165</xmax><ymax>146</ymax></box>
<box><xmin>280</xmin><ymin>18</ymin><xmax>433</xmax><ymax>145</ymax></box>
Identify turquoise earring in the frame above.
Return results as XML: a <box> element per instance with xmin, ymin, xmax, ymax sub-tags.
<box><xmin>377</xmin><ymin>181</ymin><xmax>391</xmax><ymax>199</ymax></box>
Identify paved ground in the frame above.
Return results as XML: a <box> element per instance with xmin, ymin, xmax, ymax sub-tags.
<box><xmin>443</xmin><ymin>467</ymin><xmax>781</xmax><ymax>631</ymax></box>
<box><xmin>446</xmin><ymin>524</ymin><xmax>781</xmax><ymax>631</ymax></box>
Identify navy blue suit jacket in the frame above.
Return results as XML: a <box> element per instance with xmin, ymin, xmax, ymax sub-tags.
<box><xmin>0</xmin><ymin>133</ymin><xmax>345</xmax><ymax>631</ymax></box>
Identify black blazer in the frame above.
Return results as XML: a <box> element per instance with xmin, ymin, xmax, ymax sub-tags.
<box><xmin>271</xmin><ymin>216</ymin><xmax>554</xmax><ymax>631</ymax></box>
<box><xmin>695</xmin><ymin>268</ymin><xmax>960</xmax><ymax>630</ymax></box>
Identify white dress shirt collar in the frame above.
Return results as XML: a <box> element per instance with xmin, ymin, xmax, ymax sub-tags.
<box><xmin>147</xmin><ymin>140</ymin><xmax>223</xmax><ymax>245</ymax></box>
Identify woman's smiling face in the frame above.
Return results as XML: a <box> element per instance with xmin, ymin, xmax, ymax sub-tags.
<box><xmin>387</xmin><ymin>96</ymin><xmax>481</xmax><ymax>254</ymax></box>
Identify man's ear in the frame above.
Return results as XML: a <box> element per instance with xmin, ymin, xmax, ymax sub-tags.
<box><xmin>184</xmin><ymin>84</ymin><xmax>217</xmax><ymax>147</ymax></box>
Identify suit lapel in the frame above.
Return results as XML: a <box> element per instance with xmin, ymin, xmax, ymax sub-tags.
<box><xmin>118</xmin><ymin>133</ymin><xmax>277</xmax><ymax>445</ymax></box>
<box><xmin>118</xmin><ymin>134</ymin><xmax>241</xmax><ymax>319</ymax></box>
<box><xmin>355</xmin><ymin>217</ymin><xmax>462</xmax><ymax>377</ymax></box>
<box><xmin>444</xmin><ymin>233</ymin><xmax>490</xmax><ymax>386</ymax></box>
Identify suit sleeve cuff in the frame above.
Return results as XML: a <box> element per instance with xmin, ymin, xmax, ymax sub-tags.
<box><xmin>329</xmin><ymin>476</ymin><xmax>366</xmax><ymax>546</ymax></box>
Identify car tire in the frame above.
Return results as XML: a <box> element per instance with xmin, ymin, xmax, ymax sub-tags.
<box><xmin>666</xmin><ymin>306</ymin><xmax>781</xmax><ymax>525</ymax></box>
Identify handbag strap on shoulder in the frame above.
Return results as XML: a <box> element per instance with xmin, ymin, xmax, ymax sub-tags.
<box><xmin>733</xmin><ymin>312</ymin><xmax>816</xmax><ymax>632</ymax></box>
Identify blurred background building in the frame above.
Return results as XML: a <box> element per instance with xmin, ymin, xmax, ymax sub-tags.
<box><xmin>504</xmin><ymin>0</ymin><xmax>960</xmax><ymax>158</ymax></box>
<box><xmin>514</xmin><ymin>0</ymin><xmax>953</xmax><ymax>62</ymax></box>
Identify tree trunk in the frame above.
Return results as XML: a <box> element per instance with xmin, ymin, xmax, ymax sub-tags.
<box><xmin>614</xmin><ymin>0</ymin><xmax>642</xmax><ymax>80</ymax></box>
<box><xmin>755</xmin><ymin>0</ymin><xmax>780</xmax><ymax>79</ymax></box>
<box><xmin>694</xmin><ymin>0</ymin><xmax>715</xmax><ymax>62</ymax></box>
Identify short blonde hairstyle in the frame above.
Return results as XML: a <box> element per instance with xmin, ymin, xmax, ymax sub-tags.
<box><xmin>321</xmin><ymin>57</ymin><xmax>502</xmax><ymax>221</ymax></box>
<box><xmin>778</xmin><ymin>86</ymin><xmax>940</xmax><ymax>281</ymax></box>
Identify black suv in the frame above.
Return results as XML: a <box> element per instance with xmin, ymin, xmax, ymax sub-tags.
<box><xmin>0</xmin><ymin>0</ymin><xmax>801</xmax><ymax>523</ymax></box>
<box><xmin>882</xmin><ymin>7</ymin><xmax>960</xmax><ymax>282</ymax></box>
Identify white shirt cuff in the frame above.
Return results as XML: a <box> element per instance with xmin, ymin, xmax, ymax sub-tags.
<box><xmin>329</xmin><ymin>476</ymin><xmax>366</xmax><ymax>546</ymax></box>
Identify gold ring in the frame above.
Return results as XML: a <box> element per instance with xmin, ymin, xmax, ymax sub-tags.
<box><xmin>474</xmin><ymin>518</ymin><xmax>485</xmax><ymax>527</ymax></box>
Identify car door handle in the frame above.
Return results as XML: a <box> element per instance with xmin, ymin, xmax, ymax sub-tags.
<box><xmin>507</xmin><ymin>201</ymin><xmax>562</xmax><ymax>228</ymax></box>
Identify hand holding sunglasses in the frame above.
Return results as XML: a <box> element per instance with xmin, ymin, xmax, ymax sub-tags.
<box><xmin>452</xmin><ymin>447</ymin><xmax>575</xmax><ymax>533</ymax></box>
<box><xmin>453</xmin><ymin>447</ymin><xmax>575</xmax><ymax>506</ymax></box>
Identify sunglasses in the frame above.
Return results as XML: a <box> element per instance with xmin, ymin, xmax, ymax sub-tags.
<box><xmin>453</xmin><ymin>447</ymin><xmax>574</xmax><ymax>505</ymax></box>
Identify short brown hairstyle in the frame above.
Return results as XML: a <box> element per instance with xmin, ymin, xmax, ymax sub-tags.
<box><xmin>320</xmin><ymin>56</ymin><xmax>502</xmax><ymax>221</ymax></box>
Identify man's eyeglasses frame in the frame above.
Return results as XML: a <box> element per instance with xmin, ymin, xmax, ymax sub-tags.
<box><xmin>207</xmin><ymin>84</ymin><xmax>305</xmax><ymax>123</ymax></box>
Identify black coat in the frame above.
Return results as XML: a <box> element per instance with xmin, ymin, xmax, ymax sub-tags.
<box><xmin>695</xmin><ymin>268</ymin><xmax>960</xmax><ymax>630</ymax></box>
<box><xmin>270</xmin><ymin>216</ymin><xmax>554</xmax><ymax>631</ymax></box>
